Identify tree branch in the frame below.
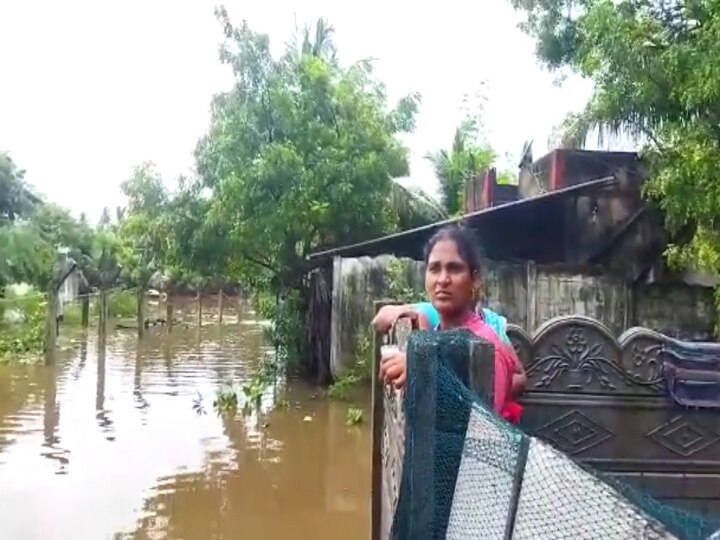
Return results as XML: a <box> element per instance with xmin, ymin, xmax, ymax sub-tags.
<box><xmin>241</xmin><ymin>250</ymin><xmax>277</xmax><ymax>274</ymax></box>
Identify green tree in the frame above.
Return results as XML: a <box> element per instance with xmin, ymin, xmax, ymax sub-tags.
<box><xmin>120</xmin><ymin>162</ymin><xmax>168</xmax><ymax>218</ymax></box>
<box><xmin>0</xmin><ymin>223</ymin><xmax>55</xmax><ymax>291</ymax></box>
<box><xmin>426</xmin><ymin>124</ymin><xmax>495</xmax><ymax>216</ymax></box>
<box><xmin>161</xmin><ymin>179</ymin><xmax>231</xmax><ymax>290</ymax></box>
<box><xmin>287</xmin><ymin>17</ymin><xmax>338</xmax><ymax>65</ymax></box>
<box><xmin>197</xmin><ymin>9</ymin><xmax>419</xmax><ymax>291</ymax></box>
<box><xmin>194</xmin><ymin>10</ymin><xmax>420</xmax><ymax>374</ymax></box>
<box><xmin>1</xmin><ymin>154</ymin><xmax>99</xmax><ymax>292</ymax></box>
<box><xmin>0</xmin><ymin>152</ymin><xmax>39</xmax><ymax>224</ymax></box>
<box><xmin>510</xmin><ymin>0</ymin><xmax>720</xmax><ymax>277</ymax></box>
<box><xmin>31</xmin><ymin>203</ymin><xmax>95</xmax><ymax>255</ymax></box>
<box><xmin>117</xmin><ymin>163</ymin><xmax>169</xmax><ymax>290</ymax></box>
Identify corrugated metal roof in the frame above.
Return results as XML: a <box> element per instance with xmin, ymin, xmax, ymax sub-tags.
<box><xmin>308</xmin><ymin>175</ymin><xmax>617</xmax><ymax>262</ymax></box>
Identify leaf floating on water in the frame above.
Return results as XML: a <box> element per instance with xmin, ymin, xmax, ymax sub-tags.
<box><xmin>192</xmin><ymin>390</ymin><xmax>206</xmax><ymax>415</ymax></box>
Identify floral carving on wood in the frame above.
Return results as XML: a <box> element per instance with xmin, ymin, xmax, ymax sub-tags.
<box><xmin>532</xmin><ymin>327</ymin><xmax>618</xmax><ymax>391</ymax></box>
<box><xmin>625</xmin><ymin>341</ymin><xmax>664</xmax><ymax>387</ymax></box>
<box><xmin>521</xmin><ymin>319</ymin><xmax>671</xmax><ymax>393</ymax></box>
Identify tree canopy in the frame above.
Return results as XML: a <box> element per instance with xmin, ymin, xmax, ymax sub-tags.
<box><xmin>0</xmin><ymin>152</ymin><xmax>39</xmax><ymax>224</ymax></box>
<box><xmin>195</xmin><ymin>7</ymin><xmax>421</xmax><ymax>290</ymax></box>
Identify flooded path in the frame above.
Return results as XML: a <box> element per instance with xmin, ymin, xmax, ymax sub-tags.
<box><xmin>0</xmin><ymin>312</ymin><xmax>370</xmax><ymax>539</ymax></box>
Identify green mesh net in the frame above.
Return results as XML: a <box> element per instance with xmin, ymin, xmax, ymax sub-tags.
<box><xmin>390</xmin><ymin>330</ymin><xmax>720</xmax><ymax>540</ymax></box>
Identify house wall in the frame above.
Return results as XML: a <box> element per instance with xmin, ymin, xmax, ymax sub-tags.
<box><xmin>330</xmin><ymin>255</ymin><xmax>716</xmax><ymax>377</ymax></box>
<box><xmin>463</xmin><ymin>168</ymin><xmax>520</xmax><ymax>213</ymax></box>
<box><xmin>329</xmin><ymin>255</ymin><xmax>424</xmax><ymax>377</ymax></box>
<box><xmin>564</xmin><ymin>169</ymin><xmax>647</xmax><ymax>265</ymax></box>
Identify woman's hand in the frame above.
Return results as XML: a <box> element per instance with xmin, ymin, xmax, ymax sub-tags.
<box><xmin>372</xmin><ymin>305</ymin><xmax>430</xmax><ymax>333</ymax></box>
<box><xmin>372</xmin><ymin>305</ymin><xmax>414</xmax><ymax>333</ymax></box>
<box><xmin>379</xmin><ymin>350</ymin><xmax>407</xmax><ymax>389</ymax></box>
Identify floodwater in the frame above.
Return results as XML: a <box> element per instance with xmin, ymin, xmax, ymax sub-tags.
<box><xmin>0</xmin><ymin>304</ymin><xmax>371</xmax><ymax>540</ymax></box>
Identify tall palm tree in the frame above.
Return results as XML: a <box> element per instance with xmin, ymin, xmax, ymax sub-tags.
<box><xmin>390</xmin><ymin>182</ymin><xmax>447</xmax><ymax>230</ymax></box>
<box><xmin>426</xmin><ymin>128</ymin><xmax>495</xmax><ymax>216</ymax></box>
<box><xmin>285</xmin><ymin>17</ymin><xmax>338</xmax><ymax>65</ymax></box>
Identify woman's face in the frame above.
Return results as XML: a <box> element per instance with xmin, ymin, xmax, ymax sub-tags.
<box><xmin>425</xmin><ymin>238</ymin><xmax>476</xmax><ymax>317</ymax></box>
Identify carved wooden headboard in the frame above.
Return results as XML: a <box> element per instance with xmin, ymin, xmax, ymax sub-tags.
<box><xmin>508</xmin><ymin>315</ymin><xmax>720</xmax><ymax>515</ymax></box>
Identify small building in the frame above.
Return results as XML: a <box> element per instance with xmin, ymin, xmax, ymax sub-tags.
<box><xmin>307</xmin><ymin>150</ymin><xmax>717</xmax><ymax>379</ymax></box>
<box><xmin>55</xmin><ymin>249</ymin><xmax>88</xmax><ymax>320</ymax></box>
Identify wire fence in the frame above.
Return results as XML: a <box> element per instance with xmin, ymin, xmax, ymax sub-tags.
<box><xmin>1</xmin><ymin>288</ymin><xmax>245</xmax><ymax>336</ymax></box>
<box><xmin>1</xmin><ymin>288</ymin><xmax>249</xmax><ymax>363</ymax></box>
<box><xmin>1</xmin><ymin>288</ymin><xmax>138</xmax><ymax>333</ymax></box>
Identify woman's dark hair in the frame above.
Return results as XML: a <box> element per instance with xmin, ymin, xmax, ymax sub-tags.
<box><xmin>423</xmin><ymin>225</ymin><xmax>482</xmax><ymax>275</ymax></box>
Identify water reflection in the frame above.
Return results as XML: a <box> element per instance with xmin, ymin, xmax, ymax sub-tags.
<box><xmin>40</xmin><ymin>360</ymin><xmax>71</xmax><ymax>475</ymax></box>
<box><xmin>134</xmin><ymin>347</ymin><xmax>150</xmax><ymax>414</ymax></box>
<box><xmin>96</xmin><ymin>341</ymin><xmax>115</xmax><ymax>439</ymax></box>
<box><xmin>71</xmin><ymin>333</ymin><xmax>88</xmax><ymax>381</ymax></box>
<box><xmin>0</xmin><ymin>310</ymin><xmax>371</xmax><ymax>540</ymax></box>
<box><xmin>128</xmin><ymin>383</ymin><xmax>370</xmax><ymax>540</ymax></box>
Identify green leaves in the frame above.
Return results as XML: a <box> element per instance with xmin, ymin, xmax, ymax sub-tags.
<box><xmin>196</xmin><ymin>12</ymin><xmax>420</xmax><ymax>287</ymax></box>
<box><xmin>426</xmin><ymin>127</ymin><xmax>496</xmax><ymax>216</ymax></box>
<box><xmin>0</xmin><ymin>223</ymin><xmax>55</xmax><ymax>290</ymax></box>
<box><xmin>0</xmin><ymin>152</ymin><xmax>38</xmax><ymax>224</ymax></box>
<box><xmin>120</xmin><ymin>162</ymin><xmax>168</xmax><ymax>218</ymax></box>
<box><xmin>0</xmin><ymin>156</ymin><xmax>97</xmax><ymax>291</ymax></box>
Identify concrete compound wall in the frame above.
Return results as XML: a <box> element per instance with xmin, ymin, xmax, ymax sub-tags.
<box><xmin>329</xmin><ymin>256</ymin><xmax>716</xmax><ymax>378</ymax></box>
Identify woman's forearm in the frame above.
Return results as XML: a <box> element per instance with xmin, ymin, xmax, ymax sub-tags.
<box><xmin>372</xmin><ymin>304</ymin><xmax>421</xmax><ymax>332</ymax></box>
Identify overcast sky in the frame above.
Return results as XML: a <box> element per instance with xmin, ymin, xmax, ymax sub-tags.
<box><xmin>0</xmin><ymin>0</ymin><xmax>598</xmax><ymax>221</ymax></box>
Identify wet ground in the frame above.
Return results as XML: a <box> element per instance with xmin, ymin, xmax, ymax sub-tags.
<box><xmin>0</xmin><ymin>306</ymin><xmax>370</xmax><ymax>539</ymax></box>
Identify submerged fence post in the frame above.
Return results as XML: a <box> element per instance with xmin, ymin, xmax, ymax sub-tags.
<box><xmin>42</xmin><ymin>364</ymin><xmax>58</xmax><ymax>443</ymax></box>
<box><xmin>218</xmin><ymin>289</ymin><xmax>224</xmax><ymax>324</ymax></box>
<box><xmin>165</xmin><ymin>292</ymin><xmax>173</xmax><ymax>334</ymax></box>
<box><xmin>98</xmin><ymin>288</ymin><xmax>108</xmax><ymax>348</ymax></box>
<box><xmin>136</xmin><ymin>287</ymin><xmax>145</xmax><ymax>338</ymax></box>
<box><xmin>44</xmin><ymin>287</ymin><xmax>59</xmax><ymax>366</ymax></box>
<box><xmin>196</xmin><ymin>290</ymin><xmax>202</xmax><ymax>328</ymax></box>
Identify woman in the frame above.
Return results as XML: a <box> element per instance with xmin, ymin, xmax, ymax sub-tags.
<box><xmin>373</xmin><ymin>302</ymin><xmax>527</xmax><ymax>400</ymax></box>
<box><xmin>375</xmin><ymin>225</ymin><xmax>524</xmax><ymax>423</ymax></box>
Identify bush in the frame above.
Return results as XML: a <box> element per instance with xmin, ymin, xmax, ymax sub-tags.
<box><xmin>0</xmin><ymin>287</ymin><xmax>46</xmax><ymax>363</ymax></box>
<box><xmin>62</xmin><ymin>302</ymin><xmax>85</xmax><ymax>325</ymax></box>
<box><xmin>255</xmin><ymin>289</ymin><xmax>305</xmax><ymax>373</ymax></box>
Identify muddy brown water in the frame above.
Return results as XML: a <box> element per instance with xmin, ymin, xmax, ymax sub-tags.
<box><xmin>0</xmin><ymin>308</ymin><xmax>370</xmax><ymax>539</ymax></box>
